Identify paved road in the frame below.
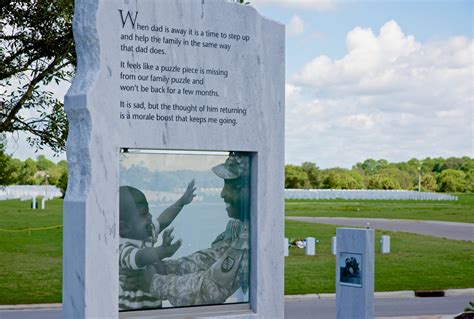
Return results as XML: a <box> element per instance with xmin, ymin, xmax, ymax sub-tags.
<box><xmin>285</xmin><ymin>295</ymin><xmax>473</xmax><ymax>318</ymax></box>
<box><xmin>1</xmin><ymin>295</ymin><xmax>472</xmax><ymax>319</ymax></box>
<box><xmin>287</xmin><ymin>217</ymin><xmax>474</xmax><ymax>242</ymax></box>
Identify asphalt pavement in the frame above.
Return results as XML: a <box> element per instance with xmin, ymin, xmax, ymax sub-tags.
<box><xmin>286</xmin><ymin>217</ymin><xmax>474</xmax><ymax>242</ymax></box>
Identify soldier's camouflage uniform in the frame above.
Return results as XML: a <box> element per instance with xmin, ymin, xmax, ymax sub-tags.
<box><xmin>150</xmin><ymin>219</ymin><xmax>249</xmax><ymax>306</ymax></box>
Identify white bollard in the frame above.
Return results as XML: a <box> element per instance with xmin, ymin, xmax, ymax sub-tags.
<box><xmin>332</xmin><ymin>236</ymin><xmax>337</xmax><ymax>255</ymax></box>
<box><xmin>31</xmin><ymin>197</ymin><xmax>37</xmax><ymax>209</ymax></box>
<box><xmin>381</xmin><ymin>235</ymin><xmax>390</xmax><ymax>254</ymax></box>
<box><xmin>284</xmin><ymin>238</ymin><xmax>289</xmax><ymax>257</ymax></box>
<box><xmin>305</xmin><ymin>237</ymin><xmax>315</xmax><ymax>256</ymax></box>
<box><xmin>41</xmin><ymin>198</ymin><xmax>46</xmax><ymax>210</ymax></box>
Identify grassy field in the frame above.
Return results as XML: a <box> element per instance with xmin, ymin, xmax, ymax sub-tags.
<box><xmin>0</xmin><ymin>199</ymin><xmax>63</xmax><ymax>304</ymax></box>
<box><xmin>285</xmin><ymin>220</ymin><xmax>474</xmax><ymax>294</ymax></box>
<box><xmin>0</xmin><ymin>197</ymin><xmax>473</xmax><ymax>303</ymax></box>
<box><xmin>286</xmin><ymin>193</ymin><xmax>474</xmax><ymax>223</ymax></box>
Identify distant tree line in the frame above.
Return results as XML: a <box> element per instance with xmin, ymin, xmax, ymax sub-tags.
<box><xmin>0</xmin><ymin>137</ymin><xmax>68</xmax><ymax>196</ymax></box>
<box><xmin>285</xmin><ymin>157</ymin><xmax>474</xmax><ymax>193</ymax></box>
<box><xmin>1</xmin><ymin>140</ymin><xmax>473</xmax><ymax>194</ymax></box>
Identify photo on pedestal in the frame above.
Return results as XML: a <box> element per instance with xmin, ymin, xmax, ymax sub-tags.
<box><xmin>118</xmin><ymin>149</ymin><xmax>250</xmax><ymax>311</ymax></box>
<box><xmin>339</xmin><ymin>252</ymin><xmax>363</xmax><ymax>288</ymax></box>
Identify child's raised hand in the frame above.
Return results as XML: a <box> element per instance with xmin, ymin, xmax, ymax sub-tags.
<box><xmin>155</xmin><ymin>238</ymin><xmax>182</xmax><ymax>259</ymax></box>
<box><xmin>180</xmin><ymin>179</ymin><xmax>196</xmax><ymax>205</ymax></box>
<box><xmin>155</xmin><ymin>227</ymin><xmax>182</xmax><ymax>259</ymax></box>
<box><xmin>161</xmin><ymin>227</ymin><xmax>175</xmax><ymax>246</ymax></box>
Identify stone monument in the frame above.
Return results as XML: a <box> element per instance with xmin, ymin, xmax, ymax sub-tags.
<box><xmin>336</xmin><ymin>228</ymin><xmax>374</xmax><ymax>319</ymax></box>
<box><xmin>63</xmin><ymin>0</ymin><xmax>284</xmax><ymax>318</ymax></box>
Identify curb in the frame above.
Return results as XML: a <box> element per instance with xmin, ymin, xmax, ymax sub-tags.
<box><xmin>0</xmin><ymin>303</ymin><xmax>61</xmax><ymax>310</ymax></box>
<box><xmin>376</xmin><ymin>316</ymin><xmax>458</xmax><ymax>319</ymax></box>
<box><xmin>1</xmin><ymin>288</ymin><xmax>472</xmax><ymax>310</ymax></box>
<box><xmin>284</xmin><ymin>288</ymin><xmax>474</xmax><ymax>301</ymax></box>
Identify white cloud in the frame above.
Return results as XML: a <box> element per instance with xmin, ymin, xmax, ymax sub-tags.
<box><xmin>253</xmin><ymin>0</ymin><xmax>334</xmax><ymax>11</ymax></box>
<box><xmin>286</xmin><ymin>20</ymin><xmax>474</xmax><ymax>167</ymax></box>
<box><xmin>287</xmin><ymin>15</ymin><xmax>305</xmax><ymax>37</ymax></box>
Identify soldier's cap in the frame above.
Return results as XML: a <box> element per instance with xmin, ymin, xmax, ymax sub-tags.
<box><xmin>212</xmin><ymin>152</ymin><xmax>249</xmax><ymax>180</ymax></box>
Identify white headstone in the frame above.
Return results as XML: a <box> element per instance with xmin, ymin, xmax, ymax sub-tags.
<box><xmin>41</xmin><ymin>198</ymin><xmax>46</xmax><ymax>210</ymax></box>
<box><xmin>331</xmin><ymin>236</ymin><xmax>337</xmax><ymax>256</ymax></box>
<box><xmin>336</xmin><ymin>228</ymin><xmax>374</xmax><ymax>319</ymax></box>
<box><xmin>63</xmin><ymin>1</ymin><xmax>284</xmax><ymax>318</ymax></box>
<box><xmin>305</xmin><ymin>237</ymin><xmax>315</xmax><ymax>256</ymax></box>
<box><xmin>31</xmin><ymin>197</ymin><xmax>36</xmax><ymax>209</ymax></box>
<box><xmin>381</xmin><ymin>235</ymin><xmax>390</xmax><ymax>254</ymax></box>
<box><xmin>284</xmin><ymin>237</ymin><xmax>289</xmax><ymax>257</ymax></box>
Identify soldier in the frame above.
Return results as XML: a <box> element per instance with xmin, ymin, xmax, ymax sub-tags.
<box><xmin>141</xmin><ymin>152</ymin><xmax>250</xmax><ymax>307</ymax></box>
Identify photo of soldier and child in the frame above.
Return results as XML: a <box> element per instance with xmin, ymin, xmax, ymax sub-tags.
<box><xmin>118</xmin><ymin>151</ymin><xmax>250</xmax><ymax>311</ymax></box>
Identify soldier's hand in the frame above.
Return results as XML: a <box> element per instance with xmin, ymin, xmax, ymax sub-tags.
<box><xmin>231</xmin><ymin>228</ymin><xmax>249</xmax><ymax>250</ymax></box>
<box><xmin>120</xmin><ymin>271</ymin><xmax>143</xmax><ymax>291</ymax></box>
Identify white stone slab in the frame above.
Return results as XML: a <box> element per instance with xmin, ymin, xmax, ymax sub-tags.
<box><xmin>331</xmin><ymin>236</ymin><xmax>337</xmax><ymax>256</ymax></box>
<box><xmin>63</xmin><ymin>1</ymin><xmax>284</xmax><ymax>318</ymax></box>
<box><xmin>381</xmin><ymin>235</ymin><xmax>390</xmax><ymax>254</ymax></box>
<box><xmin>336</xmin><ymin>228</ymin><xmax>374</xmax><ymax>319</ymax></box>
<box><xmin>31</xmin><ymin>197</ymin><xmax>36</xmax><ymax>209</ymax></box>
<box><xmin>305</xmin><ymin>237</ymin><xmax>315</xmax><ymax>256</ymax></box>
<box><xmin>41</xmin><ymin>198</ymin><xmax>46</xmax><ymax>210</ymax></box>
<box><xmin>284</xmin><ymin>238</ymin><xmax>289</xmax><ymax>257</ymax></box>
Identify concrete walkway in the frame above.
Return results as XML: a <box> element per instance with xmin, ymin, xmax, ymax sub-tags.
<box><xmin>287</xmin><ymin>217</ymin><xmax>474</xmax><ymax>242</ymax></box>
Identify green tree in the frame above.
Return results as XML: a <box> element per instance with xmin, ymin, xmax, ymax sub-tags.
<box><xmin>58</xmin><ymin>170</ymin><xmax>68</xmax><ymax>198</ymax></box>
<box><xmin>0</xmin><ymin>135</ymin><xmax>17</xmax><ymax>185</ymax></box>
<box><xmin>464</xmin><ymin>169</ymin><xmax>474</xmax><ymax>193</ymax></box>
<box><xmin>377</xmin><ymin>167</ymin><xmax>413</xmax><ymax>189</ymax></box>
<box><xmin>421</xmin><ymin>174</ymin><xmax>437</xmax><ymax>192</ymax></box>
<box><xmin>36</xmin><ymin>155</ymin><xmax>55</xmax><ymax>171</ymax></box>
<box><xmin>367</xmin><ymin>174</ymin><xmax>401</xmax><ymax>190</ymax></box>
<box><xmin>285</xmin><ymin>165</ymin><xmax>309</xmax><ymax>189</ymax></box>
<box><xmin>437</xmin><ymin>169</ymin><xmax>466</xmax><ymax>192</ymax></box>
<box><xmin>1</xmin><ymin>0</ymin><xmax>74</xmax><ymax>152</ymax></box>
<box><xmin>15</xmin><ymin>158</ymin><xmax>39</xmax><ymax>185</ymax></box>
<box><xmin>301</xmin><ymin>162</ymin><xmax>320</xmax><ymax>188</ymax></box>
<box><xmin>323</xmin><ymin>169</ymin><xmax>365</xmax><ymax>189</ymax></box>
<box><xmin>440</xmin><ymin>157</ymin><xmax>464</xmax><ymax>171</ymax></box>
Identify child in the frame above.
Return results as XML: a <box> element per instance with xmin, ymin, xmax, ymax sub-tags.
<box><xmin>118</xmin><ymin>180</ymin><xmax>195</xmax><ymax>311</ymax></box>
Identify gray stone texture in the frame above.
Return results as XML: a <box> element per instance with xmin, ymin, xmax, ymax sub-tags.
<box><xmin>336</xmin><ymin>228</ymin><xmax>375</xmax><ymax>319</ymax></box>
<box><xmin>63</xmin><ymin>0</ymin><xmax>284</xmax><ymax>318</ymax></box>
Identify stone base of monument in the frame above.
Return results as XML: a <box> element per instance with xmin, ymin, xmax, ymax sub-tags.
<box><xmin>336</xmin><ymin>228</ymin><xmax>374</xmax><ymax>319</ymax></box>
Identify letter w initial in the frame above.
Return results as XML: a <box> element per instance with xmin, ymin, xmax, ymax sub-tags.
<box><xmin>118</xmin><ymin>10</ymin><xmax>138</xmax><ymax>28</ymax></box>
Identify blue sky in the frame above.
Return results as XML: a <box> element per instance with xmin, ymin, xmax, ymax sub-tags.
<box><xmin>255</xmin><ymin>0</ymin><xmax>473</xmax><ymax>168</ymax></box>
<box><xmin>261</xmin><ymin>1</ymin><xmax>474</xmax><ymax>74</ymax></box>
<box><xmin>6</xmin><ymin>0</ymin><xmax>474</xmax><ymax>168</ymax></box>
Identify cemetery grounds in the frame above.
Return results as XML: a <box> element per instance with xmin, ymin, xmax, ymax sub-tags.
<box><xmin>0</xmin><ymin>195</ymin><xmax>473</xmax><ymax>304</ymax></box>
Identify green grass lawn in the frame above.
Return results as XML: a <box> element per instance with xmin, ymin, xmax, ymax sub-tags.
<box><xmin>286</xmin><ymin>193</ymin><xmax>474</xmax><ymax>223</ymax></box>
<box><xmin>285</xmin><ymin>220</ymin><xmax>474</xmax><ymax>294</ymax></box>
<box><xmin>0</xmin><ymin>199</ymin><xmax>63</xmax><ymax>304</ymax></box>
<box><xmin>0</xmin><ymin>197</ymin><xmax>473</xmax><ymax>304</ymax></box>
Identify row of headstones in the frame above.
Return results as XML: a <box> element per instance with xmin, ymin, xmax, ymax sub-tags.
<box><xmin>284</xmin><ymin>235</ymin><xmax>390</xmax><ymax>256</ymax></box>
<box><xmin>20</xmin><ymin>196</ymin><xmax>48</xmax><ymax>209</ymax></box>
<box><xmin>285</xmin><ymin>189</ymin><xmax>458</xmax><ymax>201</ymax></box>
<box><xmin>0</xmin><ymin>185</ymin><xmax>62</xmax><ymax>200</ymax></box>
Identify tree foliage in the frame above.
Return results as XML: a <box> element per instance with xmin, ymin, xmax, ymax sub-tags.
<box><xmin>0</xmin><ymin>135</ymin><xmax>16</xmax><ymax>186</ymax></box>
<box><xmin>285</xmin><ymin>156</ymin><xmax>474</xmax><ymax>193</ymax></box>
<box><xmin>1</xmin><ymin>0</ymin><xmax>75</xmax><ymax>153</ymax></box>
<box><xmin>437</xmin><ymin>169</ymin><xmax>466</xmax><ymax>192</ymax></box>
<box><xmin>0</xmin><ymin>153</ymin><xmax>67</xmax><ymax>187</ymax></box>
